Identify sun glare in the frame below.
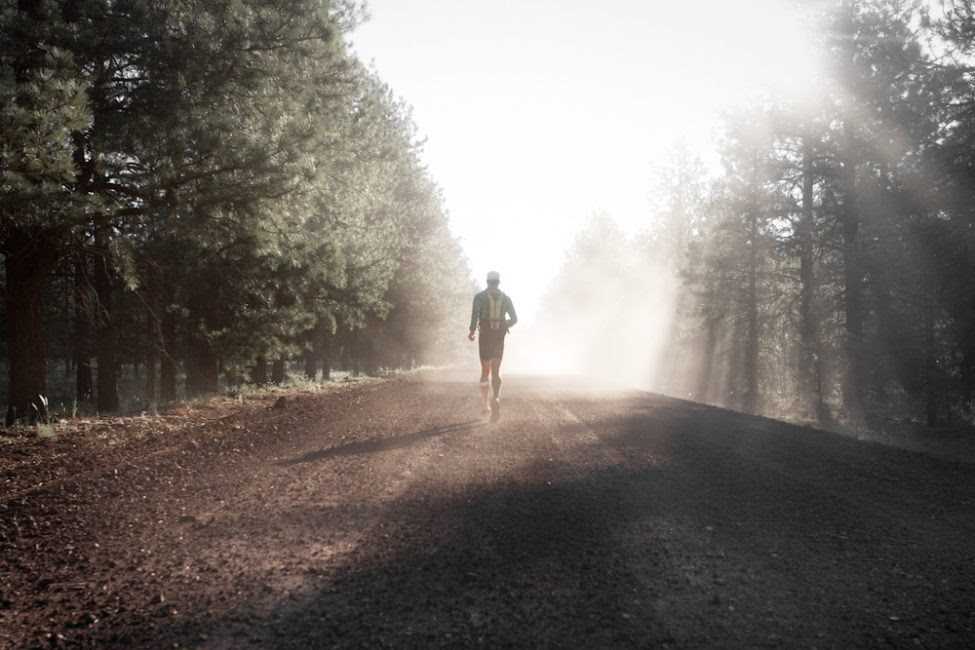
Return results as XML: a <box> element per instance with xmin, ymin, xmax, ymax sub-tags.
<box><xmin>353</xmin><ymin>0</ymin><xmax>823</xmax><ymax>330</ymax></box>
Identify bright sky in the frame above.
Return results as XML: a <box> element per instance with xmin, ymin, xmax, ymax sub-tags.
<box><xmin>350</xmin><ymin>0</ymin><xmax>818</xmax><ymax>324</ymax></box>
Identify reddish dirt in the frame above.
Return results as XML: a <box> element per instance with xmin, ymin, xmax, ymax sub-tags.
<box><xmin>2</xmin><ymin>370</ymin><xmax>974</xmax><ymax>648</ymax></box>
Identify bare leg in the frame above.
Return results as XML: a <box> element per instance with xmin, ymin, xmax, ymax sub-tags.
<box><xmin>491</xmin><ymin>359</ymin><xmax>502</xmax><ymax>399</ymax></box>
<box><xmin>490</xmin><ymin>359</ymin><xmax>503</xmax><ymax>421</ymax></box>
<box><xmin>479</xmin><ymin>359</ymin><xmax>491</xmax><ymax>412</ymax></box>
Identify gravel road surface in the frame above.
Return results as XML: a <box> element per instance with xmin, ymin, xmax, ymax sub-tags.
<box><xmin>2</xmin><ymin>370</ymin><xmax>974</xmax><ymax>648</ymax></box>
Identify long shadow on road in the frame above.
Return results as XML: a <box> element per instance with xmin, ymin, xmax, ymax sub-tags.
<box><xmin>211</xmin><ymin>462</ymin><xmax>672</xmax><ymax>648</ymax></box>
<box><xmin>159</xmin><ymin>397</ymin><xmax>975</xmax><ymax>648</ymax></box>
<box><xmin>277</xmin><ymin>420</ymin><xmax>483</xmax><ymax>466</ymax></box>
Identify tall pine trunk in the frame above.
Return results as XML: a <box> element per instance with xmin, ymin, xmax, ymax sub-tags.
<box><xmin>798</xmin><ymin>134</ymin><xmax>828</xmax><ymax>424</ymax></box>
<box><xmin>93</xmin><ymin>220</ymin><xmax>119</xmax><ymax>412</ymax></box>
<box><xmin>185</xmin><ymin>292</ymin><xmax>219</xmax><ymax>396</ymax></box>
<box><xmin>61</xmin><ymin>278</ymin><xmax>72</xmax><ymax>378</ymax></box>
<box><xmin>160</xmin><ymin>279</ymin><xmax>177</xmax><ymax>402</ymax></box>
<box><xmin>304</xmin><ymin>349</ymin><xmax>317</xmax><ymax>381</ymax></box>
<box><xmin>961</xmin><ymin>341</ymin><xmax>975</xmax><ymax>416</ymax></box>
<box><xmin>145</xmin><ymin>263</ymin><xmax>159</xmax><ymax>406</ymax></box>
<box><xmin>361</xmin><ymin>320</ymin><xmax>379</xmax><ymax>377</ymax></box>
<box><xmin>923</xmin><ymin>285</ymin><xmax>938</xmax><ymax>426</ymax></box>
<box><xmin>839</xmin><ymin>120</ymin><xmax>864</xmax><ymax>417</ymax></box>
<box><xmin>743</xmin><ymin>212</ymin><xmax>760</xmax><ymax>415</ymax></box>
<box><xmin>73</xmin><ymin>252</ymin><xmax>94</xmax><ymax>402</ymax></box>
<box><xmin>727</xmin><ymin>323</ymin><xmax>745</xmax><ymax>411</ymax></box>
<box><xmin>321</xmin><ymin>333</ymin><xmax>331</xmax><ymax>381</ymax></box>
<box><xmin>695</xmin><ymin>318</ymin><xmax>718</xmax><ymax>403</ymax></box>
<box><xmin>304</xmin><ymin>325</ymin><xmax>320</xmax><ymax>381</ymax></box>
<box><xmin>251</xmin><ymin>355</ymin><xmax>268</xmax><ymax>385</ymax></box>
<box><xmin>868</xmin><ymin>161</ymin><xmax>895</xmax><ymax>403</ymax></box>
<box><xmin>3</xmin><ymin>228</ymin><xmax>60</xmax><ymax>425</ymax></box>
<box><xmin>271</xmin><ymin>359</ymin><xmax>286</xmax><ymax>384</ymax></box>
<box><xmin>837</xmin><ymin>2</ymin><xmax>865</xmax><ymax>418</ymax></box>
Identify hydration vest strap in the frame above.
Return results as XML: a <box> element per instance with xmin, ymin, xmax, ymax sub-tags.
<box><xmin>487</xmin><ymin>291</ymin><xmax>505</xmax><ymax>329</ymax></box>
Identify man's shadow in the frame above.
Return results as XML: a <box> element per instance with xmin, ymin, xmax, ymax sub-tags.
<box><xmin>278</xmin><ymin>420</ymin><xmax>482</xmax><ymax>466</ymax></box>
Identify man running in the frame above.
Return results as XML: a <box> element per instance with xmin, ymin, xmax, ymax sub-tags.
<box><xmin>468</xmin><ymin>270</ymin><xmax>517</xmax><ymax>421</ymax></box>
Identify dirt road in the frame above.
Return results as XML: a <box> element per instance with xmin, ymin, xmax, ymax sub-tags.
<box><xmin>2</xmin><ymin>370</ymin><xmax>974</xmax><ymax>648</ymax></box>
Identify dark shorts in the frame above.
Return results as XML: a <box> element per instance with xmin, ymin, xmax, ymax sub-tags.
<box><xmin>478</xmin><ymin>328</ymin><xmax>506</xmax><ymax>360</ymax></box>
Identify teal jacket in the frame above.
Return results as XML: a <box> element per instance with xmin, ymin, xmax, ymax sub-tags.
<box><xmin>470</xmin><ymin>288</ymin><xmax>517</xmax><ymax>332</ymax></box>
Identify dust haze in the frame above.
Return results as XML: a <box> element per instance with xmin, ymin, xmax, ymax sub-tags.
<box><xmin>505</xmin><ymin>215</ymin><xmax>686</xmax><ymax>395</ymax></box>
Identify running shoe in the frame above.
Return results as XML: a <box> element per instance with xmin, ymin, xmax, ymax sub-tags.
<box><xmin>490</xmin><ymin>398</ymin><xmax>501</xmax><ymax>422</ymax></box>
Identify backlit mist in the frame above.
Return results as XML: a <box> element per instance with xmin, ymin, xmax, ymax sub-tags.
<box><xmin>352</xmin><ymin>0</ymin><xmax>819</xmax><ymax>326</ymax></box>
<box><xmin>359</xmin><ymin>0</ymin><xmax>975</xmax><ymax>426</ymax></box>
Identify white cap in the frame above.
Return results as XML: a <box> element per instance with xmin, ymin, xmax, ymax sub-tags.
<box><xmin>486</xmin><ymin>270</ymin><xmax>500</xmax><ymax>282</ymax></box>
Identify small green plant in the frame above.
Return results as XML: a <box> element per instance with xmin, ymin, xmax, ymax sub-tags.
<box><xmin>36</xmin><ymin>424</ymin><xmax>56</xmax><ymax>439</ymax></box>
<box><xmin>71</xmin><ymin>399</ymin><xmax>78</xmax><ymax>419</ymax></box>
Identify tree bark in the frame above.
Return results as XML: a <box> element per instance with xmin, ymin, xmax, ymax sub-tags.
<box><xmin>727</xmin><ymin>323</ymin><xmax>745</xmax><ymax>411</ymax></box>
<box><xmin>185</xmin><ymin>339</ymin><xmax>219</xmax><ymax>396</ymax></box>
<box><xmin>3</xmin><ymin>228</ymin><xmax>60</xmax><ymax>425</ymax></box>
<box><xmin>304</xmin><ymin>325</ymin><xmax>319</xmax><ymax>381</ymax></box>
<box><xmin>185</xmin><ymin>292</ymin><xmax>219</xmax><ymax>397</ymax></box>
<box><xmin>271</xmin><ymin>359</ymin><xmax>286</xmax><ymax>385</ymax></box>
<box><xmin>251</xmin><ymin>355</ymin><xmax>268</xmax><ymax>385</ymax></box>
<box><xmin>798</xmin><ymin>133</ymin><xmax>829</xmax><ymax>424</ymax></box>
<box><xmin>837</xmin><ymin>3</ymin><xmax>865</xmax><ymax>418</ymax></box>
<box><xmin>961</xmin><ymin>338</ymin><xmax>975</xmax><ymax>416</ymax></box>
<box><xmin>73</xmin><ymin>252</ymin><xmax>94</xmax><ymax>402</ymax></box>
<box><xmin>304</xmin><ymin>348</ymin><xmax>317</xmax><ymax>381</ymax></box>
<box><xmin>61</xmin><ymin>276</ymin><xmax>72</xmax><ymax>378</ymax></box>
<box><xmin>744</xmin><ymin>212</ymin><xmax>760</xmax><ymax>415</ymax></box>
<box><xmin>923</xmin><ymin>288</ymin><xmax>938</xmax><ymax>427</ymax></box>
<box><xmin>93</xmin><ymin>221</ymin><xmax>119</xmax><ymax>412</ymax></box>
<box><xmin>361</xmin><ymin>321</ymin><xmax>379</xmax><ymax>377</ymax></box>
<box><xmin>160</xmin><ymin>279</ymin><xmax>177</xmax><ymax>402</ymax></box>
<box><xmin>840</xmin><ymin>132</ymin><xmax>864</xmax><ymax>418</ymax></box>
<box><xmin>321</xmin><ymin>332</ymin><xmax>331</xmax><ymax>380</ymax></box>
<box><xmin>342</xmin><ymin>331</ymin><xmax>356</xmax><ymax>376</ymax></box>
<box><xmin>145</xmin><ymin>264</ymin><xmax>159</xmax><ymax>406</ymax></box>
<box><xmin>696</xmin><ymin>318</ymin><xmax>718</xmax><ymax>404</ymax></box>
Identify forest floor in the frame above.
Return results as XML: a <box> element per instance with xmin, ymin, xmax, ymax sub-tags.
<box><xmin>1</xmin><ymin>369</ymin><xmax>974</xmax><ymax>648</ymax></box>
